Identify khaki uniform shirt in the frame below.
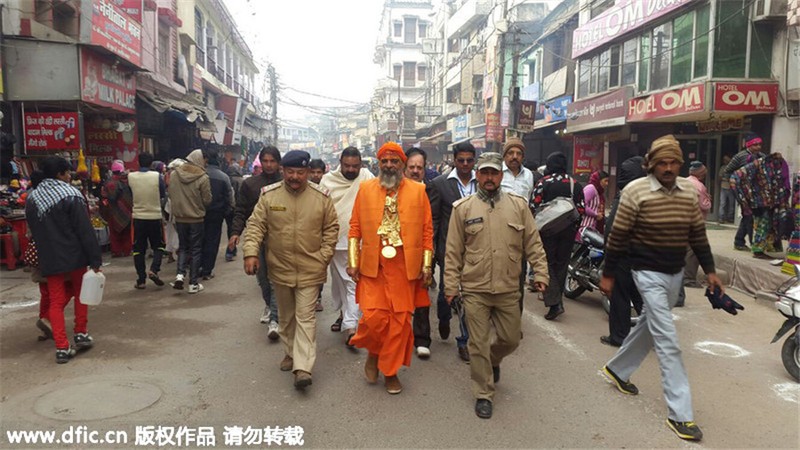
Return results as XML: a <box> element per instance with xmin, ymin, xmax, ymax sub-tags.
<box><xmin>444</xmin><ymin>190</ymin><xmax>549</xmax><ymax>296</ymax></box>
<box><xmin>243</xmin><ymin>181</ymin><xmax>339</xmax><ymax>287</ymax></box>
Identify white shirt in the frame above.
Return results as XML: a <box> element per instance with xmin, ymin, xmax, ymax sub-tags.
<box><xmin>501</xmin><ymin>163</ymin><xmax>535</xmax><ymax>200</ymax></box>
<box><xmin>447</xmin><ymin>168</ymin><xmax>477</xmax><ymax>198</ymax></box>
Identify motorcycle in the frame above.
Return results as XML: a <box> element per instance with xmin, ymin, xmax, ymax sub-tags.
<box><xmin>771</xmin><ymin>264</ymin><xmax>800</xmax><ymax>382</ymax></box>
<box><xmin>564</xmin><ymin>227</ymin><xmax>612</xmax><ymax>314</ymax></box>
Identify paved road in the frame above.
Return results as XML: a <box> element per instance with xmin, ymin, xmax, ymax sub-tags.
<box><xmin>1</xmin><ymin>250</ymin><xmax>798</xmax><ymax>449</ymax></box>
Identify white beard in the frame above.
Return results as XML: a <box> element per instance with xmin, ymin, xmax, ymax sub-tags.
<box><xmin>379</xmin><ymin>169</ymin><xmax>402</xmax><ymax>189</ymax></box>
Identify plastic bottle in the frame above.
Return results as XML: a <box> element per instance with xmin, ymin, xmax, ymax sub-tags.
<box><xmin>80</xmin><ymin>270</ymin><xmax>106</xmax><ymax>305</ymax></box>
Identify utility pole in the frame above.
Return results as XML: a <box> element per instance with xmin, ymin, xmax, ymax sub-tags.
<box><xmin>509</xmin><ymin>28</ymin><xmax>520</xmax><ymax>138</ymax></box>
<box><xmin>492</xmin><ymin>0</ymin><xmax>509</xmax><ymax>153</ymax></box>
<box><xmin>268</xmin><ymin>65</ymin><xmax>278</xmax><ymax>145</ymax></box>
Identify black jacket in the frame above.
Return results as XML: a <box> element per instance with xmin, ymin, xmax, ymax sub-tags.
<box><xmin>26</xmin><ymin>186</ymin><xmax>102</xmax><ymax>276</ymax></box>
<box><xmin>605</xmin><ymin>156</ymin><xmax>645</xmax><ymax>242</ymax></box>
<box><xmin>230</xmin><ymin>171</ymin><xmax>282</xmax><ymax>236</ymax></box>
<box><xmin>206</xmin><ymin>164</ymin><xmax>234</xmax><ymax>216</ymax></box>
<box><xmin>532</xmin><ymin>152</ymin><xmax>585</xmax><ymax>217</ymax></box>
<box><xmin>430</xmin><ymin>172</ymin><xmax>472</xmax><ymax>266</ymax></box>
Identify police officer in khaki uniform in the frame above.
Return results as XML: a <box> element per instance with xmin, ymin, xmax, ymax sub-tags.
<box><xmin>444</xmin><ymin>152</ymin><xmax>549</xmax><ymax>419</ymax></box>
<box><xmin>243</xmin><ymin>150</ymin><xmax>339</xmax><ymax>390</ymax></box>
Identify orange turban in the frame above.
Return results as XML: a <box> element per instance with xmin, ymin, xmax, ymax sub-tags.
<box><xmin>377</xmin><ymin>142</ymin><xmax>407</xmax><ymax>163</ymax></box>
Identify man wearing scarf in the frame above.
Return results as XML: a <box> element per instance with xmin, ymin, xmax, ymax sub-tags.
<box><xmin>26</xmin><ymin>156</ymin><xmax>102</xmax><ymax>363</ymax></box>
<box><xmin>346</xmin><ymin>142</ymin><xmax>434</xmax><ymax>395</ymax></box>
<box><xmin>319</xmin><ymin>147</ymin><xmax>375</xmax><ymax>345</ymax></box>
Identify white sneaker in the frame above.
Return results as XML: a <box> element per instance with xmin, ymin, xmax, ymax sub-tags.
<box><xmin>171</xmin><ymin>274</ymin><xmax>184</xmax><ymax>290</ymax></box>
<box><xmin>416</xmin><ymin>346</ymin><xmax>431</xmax><ymax>359</ymax></box>
<box><xmin>267</xmin><ymin>321</ymin><xmax>279</xmax><ymax>341</ymax></box>
<box><xmin>260</xmin><ymin>307</ymin><xmax>270</xmax><ymax>324</ymax></box>
<box><xmin>187</xmin><ymin>283</ymin><xmax>204</xmax><ymax>294</ymax></box>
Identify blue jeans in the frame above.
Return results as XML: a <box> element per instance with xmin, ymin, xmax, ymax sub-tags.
<box><xmin>257</xmin><ymin>247</ymin><xmax>278</xmax><ymax>322</ymax></box>
<box><xmin>718</xmin><ymin>189</ymin><xmax>735</xmax><ymax>222</ymax></box>
<box><xmin>437</xmin><ymin>267</ymin><xmax>469</xmax><ymax>348</ymax></box>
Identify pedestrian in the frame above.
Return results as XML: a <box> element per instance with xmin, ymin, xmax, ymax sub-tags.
<box><xmin>600</xmin><ymin>134</ymin><xmax>725</xmax><ymax>442</ymax></box>
<box><xmin>718</xmin><ymin>154</ymin><xmax>735</xmax><ymax>223</ymax></box>
<box><xmin>444</xmin><ymin>152</ymin><xmax>548</xmax><ymax>419</ymax></box>
<box><xmin>199</xmin><ymin>148</ymin><xmax>234</xmax><ymax>281</ymax></box>
<box><xmin>26</xmin><ymin>156</ymin><xmax>103</xmax><ymax>363</ymax></box>
<box><xmin>162</xmin><ymin>159</ymin><xmax>182</xmax><ymax>264</ymax></box>
<box><xmin>308</xmin><ymin>158</ymin><xmax>328</xmax><ymax>312</ymax></box>
<box><xmin>578</xmin><ymin>170</ymin><xmax>609</xmax><ymax>237</ymax></box>
<box><xmin>429</xmin><ymin>142</ymin><xmax>476</xmax><ymax>362</ymax></box>
<box><xmin>100</xmin><ymin>160</ymin><xmax>133</xmax><ymax>257</ymax></box>
<box><xmin>24</xmin><ymin>170</ymin><xmax>56</xmax><ymax>340</ymax></box>
<box><xmin>346</xmin><ymin>142</ymin><xmax>434</xmax><ymax>394</ymax></box>
<box><xmin>224</xmin><ymin>164</ymin><xmax>243</xmax><ymax>262</ymax></box>
<box><xmin>319</xmin><ymin>147</ymin><xmax>375</xmax><ymax>346</ymax></box>
<box><xmin>500</xmin><ymin>137</ymin><xmax>535</xmax><ymax>201</ymax></box>
<box><xmin>228</xmin><ymin>146</ymin><xmax>283</xmax><ymax>338</ymax></box>
<box><xmin>242</xmin><ymin>150</ymin><xmax>339</xmax><ymax>390</ymax></box>
<box><xmin>723</xmin><ymin>132</ymin><xmax>764</xmax><ymax>251</ymax></box>
<box><xmin>168</xmin><ymin>149</ymin><xmax>212</xmax><ymax>293</ymax></box>
<box><xmin>128</xmin><ymin>152</ymin><xmax>167</xmax><ymax>289</ymax></box>
<box><xmin>600</xmin><ymin>156</ymin><xmax>645</xmax><ymax>347</ymax></box>
<box><xmin>531</xmin><ymin>152</ymin><xmax>585</xmax><ymax>320</ymax></box>
<box><xmin>404</xmin><ymin>147</ymin><xmax>439</xmax><ymax>359</ymax></box>
<box><xmin>681</xmin><ymin>161</ymin><xmax>712</xmax><ymax>289</ymax></box>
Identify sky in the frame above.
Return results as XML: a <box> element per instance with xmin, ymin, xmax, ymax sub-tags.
<box><xmin>224</xmin><ymin>0</ymin><xmax>386</xmax><ymax>124</ymax></box>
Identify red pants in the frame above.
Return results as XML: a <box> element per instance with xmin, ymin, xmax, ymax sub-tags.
<box><xmin>110</xmin><ymin>225</ymin><xmax>132</xmax><ymax>256</ymax></box>
<box><xmin>46</xmin><ymin>268</ymin><xmax>87</xmax><ymax>349</ymax></box>
<box><xmin>38</xmin><ymin>278</ymin><xmax>74</xmax><ymax>320</ymax></box>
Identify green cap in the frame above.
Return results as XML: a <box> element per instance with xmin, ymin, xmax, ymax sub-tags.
<box><xmin>476</xmin><ymin>152</ymin><xmax>503</xmax><ymax>171</ymax></box>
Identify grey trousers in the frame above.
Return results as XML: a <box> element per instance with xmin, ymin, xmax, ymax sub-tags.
<box><xmin>607</xmin><ymin>270</ymin><xmax>694</xmax><ymax>422</ymax></box>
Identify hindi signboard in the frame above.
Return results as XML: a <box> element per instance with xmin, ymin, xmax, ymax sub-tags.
<box><xmin>23</xmin><ymin>112</ymin><xmax>81</xmax><ymax>151</ymax></box>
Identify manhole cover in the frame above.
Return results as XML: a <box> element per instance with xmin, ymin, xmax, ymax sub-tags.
<box><xmin>34</xmin><ymin>380</ymin><xmax>162</xmax><ymax>421</ymax></box>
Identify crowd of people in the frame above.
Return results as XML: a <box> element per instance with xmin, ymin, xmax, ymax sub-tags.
<box><xmin>21</xmin><ymin>131</ymin><xmax>800</xmax><ymax>443</ymax></box>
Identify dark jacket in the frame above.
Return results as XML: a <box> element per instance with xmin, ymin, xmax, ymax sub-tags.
<box><xmin>206</xmin><ymin>164</ymin><xmax>234</xmax><ymax>216</ymax></box>
<box><xmin>430</xmin><ymin>172</ymin><xmax>471</xmax><ymax>266</ymax></box>
<box><xmin>26</xmin><ymin>182</ymin><xmax>102</xmax><ymax>276</ymax></box>
<box><xmin>531</xmin><ymin>152</ymin><xmax>585</xmax><ymax>217</ymax></box>
<box><xmin>605</xmin><ymin>156</ymin><xmax>645</xmax><ymax>241</ymax></box>
<box><xmin>230</xmin><ymin>171</ymin><xmax>282</xmax><ymax>236</ymax></box>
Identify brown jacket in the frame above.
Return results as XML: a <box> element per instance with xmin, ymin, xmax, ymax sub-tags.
<box><xmin>242</xmin><ymin>181</ymin><xmax>338</xmax><ymax>287</ymax></box>
<box><xmin>444</xmin><ymin>190</ymin><xmax>549</xmax><ymax>296</ymax></box>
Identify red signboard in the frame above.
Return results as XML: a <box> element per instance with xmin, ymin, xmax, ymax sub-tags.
<box><xmin>573</xmin><ymin>136</ymin><xmax>603</xmax><ymax>175</ymax></box>
<box><xmin>713</xmin><ymin>82</ymin><xmax>779</xmax><ymax>113</ymax></box>
<box><xmin>23</xmin><ymin>112</ymin><xmax>81</xmax><ymax>151</ymax></box>
<box><xmin>517</xmin><ymin>100</ymin><xmax>537</xmax><ymax>132</ymax></box>
<box><xmin>486</xmin><ymin>112</ymin><xmax>504</xmax><ymax>142</ymax></box>
<box><xmin>567</xmin><ymin>87</ymin><xmax>631</xmax><ymax>132</ymax></box>
<box><xmin>84</xmin><ymin>117</ymin><xmax>139</xmax><ymax>167</ymax></box>
<box><xmin>81</xmin><ymin>48</ymin><xmax>136</xmax><ymax>114</ymax></box>
<box><xmin>116</xmin><ymin>0</ymin><xmax>143</xmax><ymax>23</ymax></box>
<box><xmin>91</xmin><ymin>0</ymin><xmax>142</xmax><ymax>67</ymax></box>
<box><xmin>627</xmin><ymin>83</ymin><xmax>706</xmax><ymax>121</ymax></box>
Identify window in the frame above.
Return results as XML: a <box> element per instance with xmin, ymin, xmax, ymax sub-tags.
<box><xmin>693</xmin><ymin>5</ymin><xmax>710</xmax><ymax>78</ymax></box>
<box><xmin>206</xmin><ymin>22</ymin><xmax>216</xmax><ymax>69</ymax></box>
<box><xmin>394</xmin><ymin>21</ymin><xmax>402</xmax><ymax>37</ymax></box>
<box><xmin>403</xmin><ymin>62</ymin><xmax>416</xmax><ymax>87</ymax></box>
<box><xmin>638</xmin><ymin>33</ymin><xmax>650</xmax><ymax>92</ymax></box>
<box><xmin>650</xmin><ymin>23</ymin><xmax>671</xmax><ymax>90</ymax></box>
<box><xmin>578</xmin><ymin>59</ymin><xmax>590</xmax><ymax>98</ymax></box>
<box><xmin>713</xmin><ymin>0</ymin><xmax>748</xmax><ymax>77</ymax></box>
<box><xmin>404</xmin><ymin>17</ymin><xmax>417</xmax><ymax>44</ymax></box>
<box><xmin>670</xmin><ymin>12</ymin><xmax>693</xmax><ymax>86</ymax></box>
<box><xmin>622</xmin><ymin>38</ymin><xmax>637</xmax><ymax>86</ymax></box>
<box><xmin>419</xmin><ymin>23</ymin><xmax>427</xmax><ymax>38</ymax></box>
<box><xmin>749</xmin><ymin>22</ymin><xmax>773</xmax><ymax>78</ymax></box>
<box><xmin>598</xmin><ymin>48</ymin><xmax>610</xmax><ymax>91</ymax></box>
<box><xmin>393</xmin><ymin>64</ymin><xmax>402</xmax><ymax>80</ymax></box>
<box><xmin>418</xmin><ymin>65</ymin><xmax>427</xmax><ymax>81</ymax></box>
<box><xmin>609</xmin><ymin>45</ymin><xmax>620</xmax><ymax>88</ymax></box>
<box><xmin>590</xmin><ymin>0</ymin><xmax>615</xmax><ymax>19</ymax></box>
<box><xmin>158</xmin><ymin>28</ymin><xmax>170</xmax><ymax>74</ymax></box>
<box><xmin>195</xmin><ymin>8</ymin><xmax>205</xmax><ymax>67</ymax></box>
<box><xmin>589</xmin><ymin>55</ymin><xmax>598</xmax><ymax>94</ymax></box>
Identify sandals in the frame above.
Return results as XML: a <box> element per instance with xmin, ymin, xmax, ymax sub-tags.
<box><xmin>330</xmin><ymin>316</ymin><xmax>343</xmax><ymax>332</ymax></box>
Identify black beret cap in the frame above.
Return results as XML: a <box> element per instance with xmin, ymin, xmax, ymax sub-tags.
<box><xmin>281</xmin><ymin>150</ymin><xmax>311</xmax><ymax>168</ymax></box>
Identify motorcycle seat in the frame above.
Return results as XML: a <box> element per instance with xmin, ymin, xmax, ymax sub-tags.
<box><xmin>581</xmin><ymin>228</ymin><xmax>605</xmax><ymax>249</ymax></box>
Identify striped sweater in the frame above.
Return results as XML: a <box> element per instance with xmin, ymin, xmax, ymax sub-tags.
<box><xmin>604</xmin><ymin>174</ymin><xmax>715</xmax><ymax>276</ymax></box>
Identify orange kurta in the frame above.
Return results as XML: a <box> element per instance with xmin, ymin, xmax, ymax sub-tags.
<box><xmin>348</xmin><ymin>178</ymin><xmax>433</xmax><ymax>376</ymax></box>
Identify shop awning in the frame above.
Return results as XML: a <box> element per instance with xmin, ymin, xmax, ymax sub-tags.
<box><xmin>419</xmin><ymin>130</ymin><xmax>451</xmax><ymax>142</ymax></box>
<box><xmin>137</xmin><ymin>90</ymin><xmax>217</xmax><ymax>132</ymax></box>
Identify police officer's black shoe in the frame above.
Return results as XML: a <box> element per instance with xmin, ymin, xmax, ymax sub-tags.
<box><xmin>492</xmin><ymin>366</ymin><xmax>500</xmax><ymax>383</ymax></box>
<box><xmin>475</xmin><ymin>399</ymin><xmax>492</xmax><ymax>419</ymax></box>
<box><xmin>438</xmin><ymin>321</ymin><xmax>450</xmax><ymax>340</ymax></box>
<box><xmin>544</xmin><ymin>304</ymin><xmax>564</xmax><ymax>320</ymax></box>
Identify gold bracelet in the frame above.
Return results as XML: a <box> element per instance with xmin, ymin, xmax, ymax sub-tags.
<box><xmin>422</xmin><ymin>249</ymin><xmax>434</xmax><ymax>271</ymax></box>
<box><xmin>348</xmin><ymin>237</ymin><xmax>360</xmax><ymax>268</ymax></box>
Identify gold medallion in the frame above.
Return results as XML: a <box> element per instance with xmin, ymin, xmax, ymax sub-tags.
<box><xmin>381</xmin><ymin>246</ymin><xmax>397</xmax><ymax>259</ymax></box>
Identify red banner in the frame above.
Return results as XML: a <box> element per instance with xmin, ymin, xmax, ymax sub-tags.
<box><xmin>713</xmin><ymin>82</ymin><xmax>779</xmax><ymax>113</ymax></box>
<box><xmin>23</xmin><ymin>112</ymin><xmax>80</xmax><ymax>151</ymax></box>
<box><xmin>81</xmin><ymin>48</ymin><xmax>136</xmax><ymax>114</ymax></box>
<box><xmin>84</xmin><ymin>117</ymin><xmax>139</xmax><ymax>167</ymax></box>
<box><xmin>627</xmin><ymin>83</ymin><xmax>705</xmax><ymax>121</ymax></box>
<box><xmin>91</xmin><ymin>0</ymin><xmax>142</xmax><ymax>67</ymax></box>
<box><xmin>573</xmin><ymin>136</ymin><xmax>603</xmax><ymax>175</ymax></box>
<box><xmin>486</xmin><ymin>112</ymin><xmax>504</xmax><ymax>142</ymax></box>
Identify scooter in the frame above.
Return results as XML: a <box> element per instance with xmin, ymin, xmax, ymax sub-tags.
<box><xmin>771</xmin><ymin>264</ymin><xmax>800</xmax><ymax>382</ymax></box>
<box><xmin>564</xmin><ymin>227</ymin><xmax>611</xmax><ymax>313</ymax></box>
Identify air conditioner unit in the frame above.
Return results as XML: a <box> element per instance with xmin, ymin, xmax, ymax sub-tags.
<box><xmin>753</xmin><ymin>0</ymin><xmax>787</xmax><ymax>21</ymax></box>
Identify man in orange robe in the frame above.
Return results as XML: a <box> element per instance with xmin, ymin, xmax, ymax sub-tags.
<box><xmin>347</xmin><ymin>142</ymin><xmax>434</xmax><ymax>395</ymax></box>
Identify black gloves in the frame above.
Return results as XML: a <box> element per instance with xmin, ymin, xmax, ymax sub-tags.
<box><xmin>705</xmin><ymin>286</ymin><xmax>744</xmax><ymax>315</ymax></box>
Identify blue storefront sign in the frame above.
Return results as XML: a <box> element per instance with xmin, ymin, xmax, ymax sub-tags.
<box><xmin>535</xmin><ymin>94</ymin><xmax>572</xmax><ymax>126</ymax></box>
<box><xmin>453</xmin><ymin>114</ymin><xmax>469</xmax><ymax>141</ymax></box>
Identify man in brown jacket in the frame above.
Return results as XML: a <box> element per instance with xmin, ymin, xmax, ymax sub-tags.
<box><xmin>169</xmin><ymin>149</ymin><xmax>212</xmax><ymax>293</ymax></box>
<box><xmin>445</xmin><ymin>152</ymin><xmax>549</xmax><ymax>419</ymax></box>
<box><xmin>243</xmin><ymin>150</ymin><xmax>339</xmax><ymax>390</ymax></box>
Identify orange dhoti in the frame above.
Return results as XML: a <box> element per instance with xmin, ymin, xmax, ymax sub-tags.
<box><xmin>350</xmin><ymin>247</ymin><xmax>429</xmax><ymax>377</ymax></box>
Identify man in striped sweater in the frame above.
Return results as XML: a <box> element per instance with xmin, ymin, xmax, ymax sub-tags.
<box><xmin>598</xmin><ymin>135</ymin><xmax>724</xmax><ymax>442</ymax></box>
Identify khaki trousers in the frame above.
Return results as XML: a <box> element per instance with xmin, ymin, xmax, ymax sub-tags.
<box><xmin>463</xmin><ymin>291</ymin><xmax>521</xmax><ymax>401</ymax></box>
<box><xmin>273</xmin><ymin>284</ymin><xmax>319</xmax><ymax>374</ymax></box>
